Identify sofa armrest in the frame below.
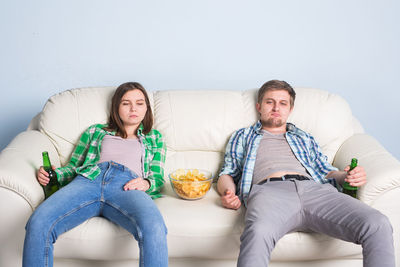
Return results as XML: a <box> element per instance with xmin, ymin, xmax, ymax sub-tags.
<box><xmin>333</xmin><ymin>133</ymin><xmax>400</xmax><ymax>206</ymax></box>
<box><xmin>0</xmin><ymin>130</ymin><xmax>60</xmax><ymax>210</ymax></box>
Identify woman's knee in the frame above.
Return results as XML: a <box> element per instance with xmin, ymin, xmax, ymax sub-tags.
<box><xmin>25</xmin><ymin>207</ymin><xmax>52</xmax><ymax>232</ymax></box>
<box><xmin>142</xmin><ymin>216</ymin><xmax>167</xmax><ymax>238</ymax></box>
<box><xmin>24</xmin><ymin>211</ymin><xmax>55</xmax><ymax>246</ymax></box>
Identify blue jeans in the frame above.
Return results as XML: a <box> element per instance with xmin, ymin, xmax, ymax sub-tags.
<box><xmin>23</xmin><ymin>161</ymin><xmax>168</xmax><ymax>267</ymax></box>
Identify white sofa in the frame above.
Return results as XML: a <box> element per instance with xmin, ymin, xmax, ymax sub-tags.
<box><xmin>0</xmin><ymin>86</ymin><xmax>399</xmax><ymax>267</ymax></box>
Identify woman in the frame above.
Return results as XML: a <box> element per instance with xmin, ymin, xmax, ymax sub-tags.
<box><xmin>23</xmin><ymin>82</ymin><xmax>168</xmax><ymax>267</ymax></box>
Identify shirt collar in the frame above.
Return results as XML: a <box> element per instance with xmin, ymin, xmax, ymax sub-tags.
<box><xmin>99</xmin><ymin>124</ymin><xmax>116</xmax><ymax>136</ymax></box>
<box><xmin>136</xmin><ymin>124</ymin><xmax>145</xmax><ymax>137</ymax></box>
<box><xmin>255</xmin><ymin>120</ymin><xmax>263</xmax><ymax>134</ymax></box>
<box><xmin>286</xmin><ymin>122</ymin><xmax>296</xmax><ymax>133</ymax></box>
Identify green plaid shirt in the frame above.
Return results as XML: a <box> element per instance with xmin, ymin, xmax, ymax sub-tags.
<box><xmin>55</xmin><ymin>124</ymin><xmax>166</xmax><ymax>199</ymax></box>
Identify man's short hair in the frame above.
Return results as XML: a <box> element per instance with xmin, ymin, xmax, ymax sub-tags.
<box><xmin>258</xmin><ymin>80</ymin><xmax>296</xmax><ymax>107</ymax></box>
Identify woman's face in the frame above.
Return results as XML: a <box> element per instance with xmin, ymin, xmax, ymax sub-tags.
<box><xmin>118</xmin><ymin>89</ymin><xmax>147</xmax><ymax>128</ymax></box>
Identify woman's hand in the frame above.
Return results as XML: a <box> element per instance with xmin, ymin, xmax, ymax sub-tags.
<box><xmin>37</xmin><ymin>166</ymin><xmax>56</xmax><ymax>186</ymax></box>
<box><xmin>124</xmin><ymin>178</ymin><xmax>150</xmax><ymax>191</ymax></box>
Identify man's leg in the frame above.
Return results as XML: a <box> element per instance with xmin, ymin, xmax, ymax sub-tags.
<box><xmin>299</xmin><ymin>180</ymin><xmax>395</xmax><ymax>267</ymax></box>
<box><xmin>238</xmin><ymin>181</ymin><xmax>303</xmax><ymax>267</ymax></box>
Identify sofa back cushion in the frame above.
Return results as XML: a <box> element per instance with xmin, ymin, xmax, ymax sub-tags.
<box><xmin>39</xmin><ymin>87</ymin><xmax>356</xmax><ymax>176</ymax></box>
<box><xmin>39</xmin><ymin>87</ymin><xmax>115</xmax><ymax>164</ymax></box>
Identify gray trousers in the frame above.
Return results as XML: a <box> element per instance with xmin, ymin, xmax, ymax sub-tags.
<box><xmin>238</xmin><ymin>180</ymin><xmax>395</xmax><ymax>267</ymax></box>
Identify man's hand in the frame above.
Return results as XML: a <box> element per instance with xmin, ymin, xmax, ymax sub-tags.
<box><xmin>221</xmin><ymin>189</ymin><xmax>241</xmax><ymax>210</ymax></box>
<box><xmin>217</xmin><ymin>174</ymin><xmax>241</xmax><ymax>210</ymax></box>
<box><xmin>344</xmin><ymin>165</ymin><xmax>367</xmax><ymax>187</ymax></box>
<box><xmin>123</xmin><ymin>178</ymin><xmax>150</xmax><ymax>191</ymax></box>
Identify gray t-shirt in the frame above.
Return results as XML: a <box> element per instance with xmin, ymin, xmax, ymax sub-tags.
<box><xmin>252</xmin><ymin>130</ymin><xmax>311</xmax><ymax>185</ymax></box>
<box><xmin>98</xmin><ymin>134</ymin><xmax>144</xmax><ymax>177</ymax></box>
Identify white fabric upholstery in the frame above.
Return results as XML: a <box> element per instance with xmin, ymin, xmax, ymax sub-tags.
<box><xmin>1</xmin><ymin>87</ymin><xmax>399</xmax><ymax>267</ymax></box>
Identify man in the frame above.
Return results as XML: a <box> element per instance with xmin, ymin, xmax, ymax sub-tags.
<box><xmin>217</xmin><ymin>80</ymin><xmax>395</xmax><ymax>267</ymax></box>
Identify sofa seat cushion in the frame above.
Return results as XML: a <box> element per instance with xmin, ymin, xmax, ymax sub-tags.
<box><xmin>54</xmin><ymin>183</ymin><xmax>361</xmax><ymax>261</ymax></box>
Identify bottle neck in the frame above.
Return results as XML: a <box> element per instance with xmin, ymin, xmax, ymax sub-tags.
<box><xmin>349</xmin><ymin>158</ymin><xmax>358</xmax><ymax>171</ymax></box>
<box><xmin>42</xmin><ymin>152</ymin><xmax>52</xmax><ymax>169</ymax></box>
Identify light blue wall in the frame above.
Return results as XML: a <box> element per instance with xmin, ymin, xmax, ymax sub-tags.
<box><xmin>1</xmin><ymin>0</ymin><xmax>399</xmax><ymax>160</ymax></box>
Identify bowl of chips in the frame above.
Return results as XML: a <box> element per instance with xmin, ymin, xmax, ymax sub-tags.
<box><xmin>169</xmin><ymin>169</ymin><xmax>213</xmax><ymax>200</ymax></box>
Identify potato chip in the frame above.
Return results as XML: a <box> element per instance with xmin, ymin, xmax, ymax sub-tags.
<box><xmin>170</xmin><ymin>169</ymin><xmax>212</xmax><ymax>200</ymax></box>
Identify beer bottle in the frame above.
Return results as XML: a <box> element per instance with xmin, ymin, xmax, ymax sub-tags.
<box><xmin>342</xmin><ymin>158</ymin><xmax>358</xmax><ymax>198</ymax></box>
<box><xmin>42</xmin><ymin>151</ymin><xmax>59</xmax><ymax>198</ymax></box>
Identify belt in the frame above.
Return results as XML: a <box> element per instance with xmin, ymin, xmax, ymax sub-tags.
<box><xmin>257</xmin><ymin>174</ymin><xmax>310</xmax><ymax>185</ymax></box>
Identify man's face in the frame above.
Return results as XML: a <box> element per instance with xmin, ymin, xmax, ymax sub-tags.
<box><xmin>256</xmin><ymin>89</ymin><xmax>293</xmax><ymax>129</ymax></box>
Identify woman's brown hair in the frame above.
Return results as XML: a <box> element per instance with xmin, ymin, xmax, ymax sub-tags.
<box><xmin>104</xmin><ymin>82</ymin><xmax>153</xmax><ymax>137</ymax></box>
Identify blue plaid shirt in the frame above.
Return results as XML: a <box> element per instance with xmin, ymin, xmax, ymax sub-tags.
<box><xmin>219</xmin><ymin>121</ymin><xmax>338</xmax><ymax>206</ymax></box>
